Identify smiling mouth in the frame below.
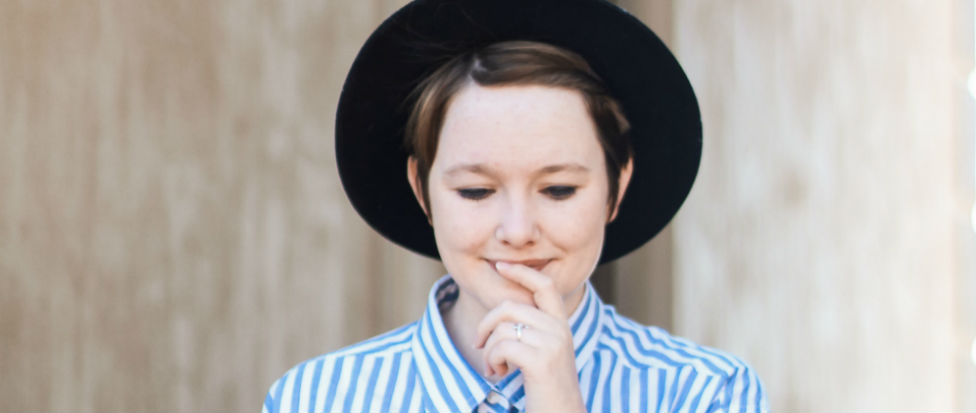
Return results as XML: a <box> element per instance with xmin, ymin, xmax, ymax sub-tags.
<box><xmin>486</xmin><ymin>259</ymin><xmax>552</xmax><ymax>272</ymax></box>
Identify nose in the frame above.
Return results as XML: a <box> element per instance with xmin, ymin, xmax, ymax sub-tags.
<box><xmin>495</xmin><ymin>195</ymin><xmax>540</xmax><ymax>247</ymax></box>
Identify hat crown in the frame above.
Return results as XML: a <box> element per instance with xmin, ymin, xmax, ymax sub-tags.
<box><xmin>336</xmin><ymin>0</ymin><xmax>700</xmax><ymax>263</ymax></box>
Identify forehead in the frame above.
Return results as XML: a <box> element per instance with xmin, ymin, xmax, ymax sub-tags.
<box><xmin>436</xmin><ymin>84</ymin><xmax>604</xmax><ymax>168</ymax></box>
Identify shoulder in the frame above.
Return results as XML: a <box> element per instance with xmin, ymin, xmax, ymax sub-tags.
<box><xmin>598</xmin><ymin>307</ymin><xmax>751</xmax><ymax>377</ymax></box>
<box><xmin>597</xmin><ymin>308</ymin><xmax>767</xmax><ymax>412</ymax></box>
<box><xmin>263</xmin><ymin>322</ymin><xmax>418</xmax><ymax>413</ymax></box>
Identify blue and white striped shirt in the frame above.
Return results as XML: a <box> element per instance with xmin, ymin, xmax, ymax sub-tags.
<box><xmin>264</xmin><ymin>276</ymin><xmax>766</xmax><ymax>412</ymax></box>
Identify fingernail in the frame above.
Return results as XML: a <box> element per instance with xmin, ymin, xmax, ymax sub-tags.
<box><xmin>495</xmin><ymin>261</ymin><xmax>511</xmax><ymax>270</ymax></box>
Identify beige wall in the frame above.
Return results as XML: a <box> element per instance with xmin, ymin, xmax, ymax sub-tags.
<box><xmin>672</xmin><ymin>0</ymin><xmax>976</xmax><ymax>411</ymax></box>
<box><xmin>0</xmin><ymin>1</ymin><xmax>440</xmax><ymax>411</ymax></box>
<box><xmin>1</xmin><ymin>0</ymin><xmax>974</xmax><ymax>412</ymax></box>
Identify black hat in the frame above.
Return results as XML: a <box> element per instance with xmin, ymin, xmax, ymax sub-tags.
<box><xmin>336</xmin><ymin>0</ymin><xmax>701</xmax><ymax>264</ymax></box>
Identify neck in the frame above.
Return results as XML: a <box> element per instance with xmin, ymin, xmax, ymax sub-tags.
<box><xmin>442</xmin><ymin>290</ymin><xmax>492</xmax><ymax>378</ymax></box>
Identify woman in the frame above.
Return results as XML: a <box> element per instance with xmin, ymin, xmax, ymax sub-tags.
<box><xmin>265</xmin><ymin>0</ymin><xmax>766</xmax><ymax>412</ymax></box>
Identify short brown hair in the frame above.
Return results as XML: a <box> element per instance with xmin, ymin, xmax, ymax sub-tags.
<box><xmin>405</xmin><ymin>40</ymin><xmax>633</xmax><ymax>216</ymax></box>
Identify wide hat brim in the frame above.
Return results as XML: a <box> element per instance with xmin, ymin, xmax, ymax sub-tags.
<box><xmin>336</xmin><ymin>0</ymin><xmax>701</xmax><ymax>264</ymax></box>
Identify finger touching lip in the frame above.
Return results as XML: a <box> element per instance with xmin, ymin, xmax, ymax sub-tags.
<box><xmin>487</xmin><ymin>259</ymin><xmax>551</xmax><ymax>272</ymax></box>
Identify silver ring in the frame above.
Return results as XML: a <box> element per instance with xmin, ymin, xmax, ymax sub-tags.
<box><xmin>514</xmin><ymin>323</ymin><xmax>525</xmax><ymax>341</ymax></box>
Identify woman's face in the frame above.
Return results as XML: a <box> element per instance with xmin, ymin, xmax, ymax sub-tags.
<box><xmin>409</xmin><ymin>83</ymin><xmax>631</xmax><ymax>314</ymax></box>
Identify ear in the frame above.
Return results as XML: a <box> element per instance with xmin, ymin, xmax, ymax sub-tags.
<box><xmin>406</xmin><ymin>156</ymin><xmax>431</xmax><ymax>221</ymax></box>
<box><xmin>608</xmin><ymin>158</ymin><xmax>634</xmax><ymax>223</ymax></box>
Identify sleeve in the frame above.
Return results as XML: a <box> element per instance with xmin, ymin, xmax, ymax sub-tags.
<box><xmin>262</xmin><ymin>376</ymin><xmax>283</xmax><ymax>413</ymax></box>
<box><xmin>707</xmin><ymin>366</ymin><xmax>768</xmax><ymax>413</ymax></box>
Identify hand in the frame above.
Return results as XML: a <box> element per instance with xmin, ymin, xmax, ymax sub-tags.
<box><xmin>474</xmin><ymin>262</ymin><xmax>587</xmax><ymax>413</ymax></box>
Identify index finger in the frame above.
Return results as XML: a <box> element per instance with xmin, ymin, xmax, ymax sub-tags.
<box><xmin>494</xmin><ymin>261</ymin><xmax>566</xmax><ymax>318</ymax></box>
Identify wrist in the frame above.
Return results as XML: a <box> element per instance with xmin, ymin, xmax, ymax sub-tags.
<box><xmin>522</xmin><ymin>375</ymin><xmax>586</xmax><ymax>413</ymax></box>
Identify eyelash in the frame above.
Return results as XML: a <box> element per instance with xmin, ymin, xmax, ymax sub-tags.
<box><xmin>456</xmin><ymin>186</ymin><xmax>577</xmax><ymax>201</ymax></box>
<box><xmin>457</xmin><ymin>188</ymin><xmax>494</xmax><ymax>200</ymax></box>
<box><xmin>541</xmin><ymin>186</ymin><xmax>576</xmax><ymax>200</ymax></box>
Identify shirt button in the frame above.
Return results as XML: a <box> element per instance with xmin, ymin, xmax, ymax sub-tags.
<box><xmin>487</xmin><ymin>391</ymin><xmax>504</xmax><ymax>404</ymax></box>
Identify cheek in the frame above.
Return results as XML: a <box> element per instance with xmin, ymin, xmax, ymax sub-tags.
<box><xmin>428</xmin><ymin>192</ymin><xmax>494</xmax><ymax>253</ymax></box>
<box><xmin>541</xmin><ymin>199</ymin><xmax>606</xmax><ymax>294</ymax></box>
<box><xmin>542</xmin><ymin>196</ymin><xmax>610</xmax><ymax>250</ymax></box>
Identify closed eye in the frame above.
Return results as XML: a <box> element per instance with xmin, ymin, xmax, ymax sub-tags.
<box><xmin>457</xmin><ymin>188</ymin><xmax>494</xmax><ymax>200</ymax></box>
<box><xmin>541</xmin><ymin>186</ymin><xmax>577</xmax><ymax>200</ymax></box>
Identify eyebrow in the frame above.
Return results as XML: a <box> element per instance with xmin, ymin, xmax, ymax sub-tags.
<box><xmin>443</xmin><ymin>163</ymin><xmax>590</xmax><ymax>177</ymax></box>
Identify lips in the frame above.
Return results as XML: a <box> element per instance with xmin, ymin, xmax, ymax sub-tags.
<box><xmin>486</xmin><ymin>259</ymin><xmax>552</xmax><ymax>272</ymax></box>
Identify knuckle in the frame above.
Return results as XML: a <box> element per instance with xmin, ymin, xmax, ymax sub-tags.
<box><xmin>540</xmin><ymin>339</ymin><xmax>561</xmax><ymax>353</ymax></box>
<box><xmin>497</xmin><ymin>340</ymin><xmax>519</xmax><ymax>354</ymax></box>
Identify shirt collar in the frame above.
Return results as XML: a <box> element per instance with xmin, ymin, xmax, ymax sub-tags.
<box><xmin>411</xmin><ymin>275</ymin><xmax>606</xmax><ymax>413</ymax></box>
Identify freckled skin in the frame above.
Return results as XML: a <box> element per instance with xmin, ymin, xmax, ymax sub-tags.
<box><xmin>407</xmin><ymin>83</ymin><xmax>631</xmax><ymax>412</ymax></box>
<box><xmin>427</xmin><ymin>84</ymin><xmax>610</xmax><ymax>315</ymax></box>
